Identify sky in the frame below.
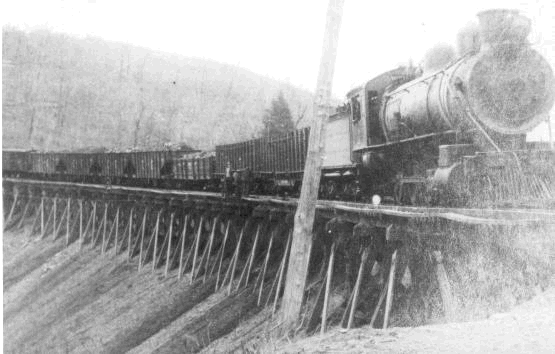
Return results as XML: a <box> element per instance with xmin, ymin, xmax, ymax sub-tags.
<box><xmin>3</xmin><ymin>0</ymin><xmax>555</xmax><ymax>139</ymax></box>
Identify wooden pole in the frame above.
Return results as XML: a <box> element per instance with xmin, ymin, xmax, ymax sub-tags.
<box><xmin>90</xmin><ymin>201</ymin><xmax>96</xmax><ymax>243</ymax></box>
<box><xmin>370</xmin><ymin>279</ymin><xmax>388</xmax><ymax>328</ymax></box>
<box><xmin>194</xmin><ymin>233</ymin><xmax>210</xmax><ymax>279</ymax></box>
<box><xmin>190</xmin><ymin>216</ymin><xmax>204</xmax><ymax>281</ymax></box>
<box><xmin>40</xmin><ymin>196</ymin><xmax>45</xmax><ymax>238</ymax></box>
<box><xmin>78</xmin><ymin>200</ymin><xmax>83</xmax><ymax>248</ymax></box>
<box><xmin>155</xmin><ymin>222</ymin><xmax>171</xmax><ymax>268</ymax></box>
<box><xmin>51</xmin><ymin>196</ymin><xmax>57</xmax><ymax>238</ymax></box>
<box><xmin>92</xmin><ymin>204</ymin><xmax>106</xmax><ymax>246</ymax></box>
<box><xmin>383</xmin><ymin>249</ymin><xmax>398</xmax><ymax>329</ymax></box>
<box><xmin>5</xmin><ymin>189</ymin><xmax>19</xmax><ymax>228</ymax></box>
<box><xmin>347</xmin><ymin>248</ymin><xmax>369</xmax><ymax>329</ymax></box>
<box><xmin>178</xmin><ymin>214</ymin><xmax>190</xmax><ymax>279</ymax></box>
<box><xmin>67</xmin><ymin>209</ymin><xmax>80</xmax><ymax>245</ymax></box>
<box><xmin>281</xmin><ymin>0</ymin><xmax>344</xmax><ymax>328</ymax></box>
<box><xmin>130</xmin><ymin>208</ymin><xmax>146</xmax><ymax>257</ymax></box>
<box><xmin>113</xmin><ymin>206</ymin><xmax>120</xmax><ymax>255</ymax></box>
<box><xmin>127</xmin><ymin>207</ymin><xmax>134</xmax><ymax>260</ymax></box>
<box><xmin>180</xmin><ymin>232</ymin><xmax>197</xmax><ymax>278</ymax></box>
<box><xmin>103</xmin><ymin>207</ymin><xmax>118</xmax><ymax>254</ymax></box>
<box><xmin>65</xmin><ymin>198</ymin><xmax>71</xmax><ymax>246</ymax></box>
<box><xmin>101</xmin><ymin>202</ymin><xmax>108</xmax><ymax>249</ymax></box>
<box><xmin>273</xmin><ymin>230</ymin><xmax>292</xmax><ymax>314</ymax></box>
<box><xmin>266</xmin><ymin>255</ymin><xmax>284</xmax><ymax>308</ymax></box>
<box><xmin>245</xmin><ymin>222</ymin><xmax>261</xmax><ymax>286</ymax></box>
<box><xmin>258</xmin><ymin>232</ymin><xmax>275</xmax><ymax>306</ymax></box>
<box><xmin>151</xmin><ymin>209</ymin><xmax>162</xmax><ymax>269</ymax></box>
<box><xmin>236</xmin><ymin>246</ymin><xmax>254</xmax><ymax>291</ymax></box>
<box><xmin>28</xmin><ymin>205</ymin><xmax>41</xmax><ymax>237</ymax></box>
<box><xmin>202</xmin><ymin>216</ymin><xmax>219</xmax><ymax>282</ymax></box>
<box><xmin>80</xmin><ymin>206</ymin><xmax>95</xmax><ymax>247</ymax></box>
<box><xmin>141</xmin><ymin>213</ymin><xmax>160</xmax><ymax>269</ymax></box>
<box><xmin>227</xmin><ymin>220</ymin><xmax>246</xmax><ymax>294</ymax></box>
<box><xmin>52</xmin><ymin>203</ymin><xmax>64</xmax><ymax>239</ymax></box>
<box><xmin>137</xmin><ymin>208</ymin><xmax>148</xmax><ymax>269</ymax></box>
<box><xmin>433</xmin><ymin>250</ymin><xmax>457</xmax><ymax>320</ymax></box>
<box><xmin>164</xmin><ymin>212</ymin><xmax>175</xmax><ymax>277</ymax></box>
<box><xmin>16</xmin><ymin>197</ymin><xmax>31</xmax><ymax>229</ymax></box>
<box><xmin>215</xmin><ymin>219</ymin><xmax>231</xmax><ymax>289</ymax></box>
<box><xmin>321</xmin><ymin>243</ymin><xmax>336</xmax><ymax>334</ymax></box>
<box><xmin>41</xmin><ymin>200</ymin><xmax>55</xmax><ymax>239</ymax></box>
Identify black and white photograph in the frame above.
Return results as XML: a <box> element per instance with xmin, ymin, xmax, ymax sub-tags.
<box><xmin>3</xmin><ymin>0</ymin><xmax>555</xmax><ymax>352</ymax></box>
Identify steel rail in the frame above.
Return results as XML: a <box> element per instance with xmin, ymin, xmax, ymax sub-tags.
<box><xmin>4</xmin><ymin>178</ymin><xmax>555</xmax><ymax>225</ymax></box>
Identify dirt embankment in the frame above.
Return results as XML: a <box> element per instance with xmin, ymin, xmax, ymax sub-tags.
<box><xmin>3</xmin><ymin>224</ymin><xmax>270</xmax><ymax>353</ymax></box>
<box><xmin>268</xmin><ymin>283</ymin><xmax>555</xmax><ymax>353</ymax></box>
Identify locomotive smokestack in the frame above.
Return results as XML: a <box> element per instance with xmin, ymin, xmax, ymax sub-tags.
<box><xmin>477</xmin><ymin>9</ymin><xmax>531</xmax><ymax>50</ymax></box>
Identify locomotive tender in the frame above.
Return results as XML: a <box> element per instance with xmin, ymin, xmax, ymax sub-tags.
<box><xmin>3</xmin><ymin>9</ymin><xmax>554</xmax><ymax>207</ymax></box>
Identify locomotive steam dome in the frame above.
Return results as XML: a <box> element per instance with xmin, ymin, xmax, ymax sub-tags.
<box><xmin>465</xmin><ymin>9</ymin><xmax>555</xmax><ymax>134</ymax></box>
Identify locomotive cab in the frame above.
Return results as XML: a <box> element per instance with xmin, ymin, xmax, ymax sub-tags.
<box><xmin>348</xmin><ymin>67</ymin><xmax>420</xmax><ymax>152</ymax></box>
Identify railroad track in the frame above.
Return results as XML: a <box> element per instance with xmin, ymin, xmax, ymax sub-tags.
<box><xmin>5</xmin><ymin>178</ymin><xmax>555</xmax><ymax>226</ymax></box>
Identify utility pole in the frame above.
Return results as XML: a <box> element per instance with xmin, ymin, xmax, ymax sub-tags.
<box><xmin>280</xmin><ymin>0</ymin><xmax>344</xmax><ymax>329</ymax></box>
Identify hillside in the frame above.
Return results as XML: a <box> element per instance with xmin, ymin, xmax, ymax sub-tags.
<box><xmin>2</xmin><ymin>27</ymin><xmax>316</xmax><ymax>151</ymax></box>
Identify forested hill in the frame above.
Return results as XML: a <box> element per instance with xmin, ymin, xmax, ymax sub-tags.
<box><xmin>2</xmin><ymin>27</ymin><xmax>316</xmax><ymax>151</ymax></box>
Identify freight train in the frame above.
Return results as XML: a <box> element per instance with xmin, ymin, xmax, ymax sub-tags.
<box><xmin>3</xmin><ymin>9</ymin><xmax>555</xmax><ymax>208</ymax></box>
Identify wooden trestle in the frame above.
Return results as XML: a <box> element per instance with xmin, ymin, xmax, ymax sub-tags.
<box><xmin>3</xmin><ymin>178</ymin><xmax>555</xmax><ymax>334</ymax></box>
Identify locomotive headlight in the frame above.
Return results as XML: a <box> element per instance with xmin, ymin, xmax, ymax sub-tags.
<box><xmin>372</xmin><ymin>194</ymin><xmax>381</xmax><ymax>205</ymax></box>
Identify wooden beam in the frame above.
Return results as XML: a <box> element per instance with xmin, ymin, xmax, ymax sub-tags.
<box><xmin>280</xmin><ymin>0</ymin><xmax>344</xmax><ymax>329</ymax></box>
<box><xmin>347</xmin><ymin>248</ymin><xmax>369</xmax><ymax>329</ymax></box>
<box><xmin>151</xmin><ymin>209</ymin><xmax>163</xmax><ymax>269</ymax></box>
<box><xmin>257</xmin><ymin>231</ymin><xmax>274</xmax><ymax>306</ymax></box>
<box><xmin>51</xmin><ymin>197</ymin><xmax>57</xmax><ymax>239</ymax></box>
<box><xmin>273</xmin><ymin>230</ymin><xmax>292</xmax><ymax>314</ymax></box>
<box><xmin>127</xmin><ymin>207</ymin><xmax>135</xmax><ymax>260</ymax></box>
<box><xmin>190</xmin><ymin>216</ymin><xmax>204</xmax><ymax>281</ymax></box>
<box><xmin>164</xmin><ymin>212</ymin><xmax>175</xmax><ymax>277</ymax></box>
<box><xmin>177</xmin><ymin>214</ymin><xmax>190</xmax><ymax>279</ymax></box>
<box><xmin>4</xmin><ymin>189</ymin><xmax>19</xmax><ymax>229</ymax></box>
<box><xmin>214</xmin><ymin>219</ymin><xmax>230</xmax><ymax>289</ymax></box>
<box><xmin>227</xmin><ymin>220</ymin><xmax>246</xmax><ymax>293</ymax></box>
<box><xmin>40</xmin><ymin>196</ymin><xmax>45</xmax><ymax>238</ymax></box>
<box><xmin>383</xmin><ymin>249</ymin><xmax>398</xmax><ymax>329</ymax></box>
<box><xmin>15</xmin><ymin>197</ymin><xmax>31</xmax><ymax>230</ymax></box>
<box><xmin>321</xmin><ymin>243</ymin><xmax>336</xmax><ymax>334</ymax></box>
<box><xmin>113</xmin><ymin>206</ymin><xmax>120</xmax><ymax>255</ymax></box>
<box><xmin>202</xmin><ymin>216</ymin><xmax>219</xmax><ymax>283</ymax></box>
<box><xmin>433</xmin><ymin>250</ymin><xmax>457</xmax><ymax>321</ymax></box>
<box><xmin>136</xmin><ymin>208</ymin><xmax>148</xmax><ymax>267</ymax></box>
<box><xmin>65</xmin><ymin>198</ymin><xmax>71</xmax><ymax>246</ymax></box>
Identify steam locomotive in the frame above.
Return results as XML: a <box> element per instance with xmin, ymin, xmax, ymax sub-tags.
<box><xmin>3</xmin><ymin>9</ymin><xmax>555</xmax><ymax>208</ymax></box>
